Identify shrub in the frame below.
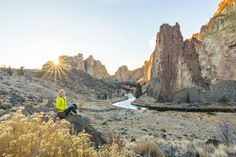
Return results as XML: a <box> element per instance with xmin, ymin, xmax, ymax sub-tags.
<box><xmin>102</xmin><ymin>132</ymin><xmax>125</xmax><ymax>150</ymax></box>
<box><xmin>25</xmin><ymin>71</ymin><xmax>33</xmax><ymax>82</ymax></box>
<box><xmin>133</xmin><ymin>140</ymin><xmax>164</xmax><ymax>157</ymax></box>
<box><xmin>217</xmin><ymin>119</ymin><xmax>236</xmax><ymax>146</ymax></box>
<box><xmin>218</xmin><ymin>95</ymin><xmax>229</xmax><ymax>103</ymax></box>
<box><xmin>135</xmin><ymin>83</ymin><xmax>142</xmax><ymax>98</ymax></box>
<box><xmin>17</xmin><ymin>66</ymin><xmax>24</xmax><ymax>76</ymax></box>
<box><xmin>0</xmin><ymin>110</ymin><xmax>129</xmax><ymax>157</ymax></box>
<box><xmin>186</xmin><ymin>91</ymin><xmax>191</xmax><ymax>103</ymax></box>
<box><xmin>6</xmin><ymin>66</ymin><xmax>13</xmax><ymax>76</ymax></box>
<box><xmin>97</xmin><ymin>92</ymin><xmax>108</xmax><ymax>100</ymax></box>
<box><xmin>193</xmin><ymin>143</ymin><xmax>236</xmax><ymax>157</ymax></box>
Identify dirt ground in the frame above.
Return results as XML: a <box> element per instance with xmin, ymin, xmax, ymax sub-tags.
<box><xmin>79</xmin><ymin>101</ymin><xmax>236</xmax><ymax>145</ymax></box>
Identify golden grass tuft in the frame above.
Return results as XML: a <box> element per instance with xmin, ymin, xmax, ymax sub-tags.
<box><xmin>133</xmin><ymin>140</ymin><xmax>164</xmax><ymax>157</ymax></box>
<box><xmin>0</xmin><ymin>111</ymin><xmax>129</xmax><ymax>157</ymax></box>
<box><xmin>194</xmin><ymin>143</ymin><xmax>236</xmax><ymax>157</ymax></box>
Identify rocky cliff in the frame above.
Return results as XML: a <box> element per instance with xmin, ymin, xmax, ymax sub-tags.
<box><xmin>147</xmin><ymin>23</ymin><xmax>205</xmax><ymax>102</ymax></box>
<box><xmin>84</xmin><ymin>55</ymin><xmax>110</xmax><ymax>79</ymax></box>
<box><xmin>214</xmin><ymin>0</ymin><xmax>235</xmax><ymax>17</ymax></box>
<box><xmin>194</xmin><ymin>0</ymin><xmax>236</xmax><ymax>82</ymax></box>
<box><xmin>114</xmin><ymin>65</ymin><xmax>144</xmax><ymax>82</ymax></box>
<box><xmin>58</xmin><ymin>54</ymin><xmax>85</xmax><ymax>71</ymax></box>
<box><xmin>113</xmin><ymin>55</ymin><xmax>153</xmax><ymax>83</ymax></box>
<box><xmin>147</xmin><ymin>0</ymin><xmax>236</xmax><ymax>102</ymax></box>
<box><xmin>114</xmin><ymin>65</ymin><xmax>131</xmax><ymax>81</ymax></box>
<box><xmin>43</xmin><ymin>54</ymin><xmax>110</xmax><ymax>79</ymax></box>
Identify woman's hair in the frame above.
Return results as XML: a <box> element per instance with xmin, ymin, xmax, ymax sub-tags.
<box><xmin>57</xmin><ymin>89</ymin><xmax>66</xmax><ymax>97</ymax></box>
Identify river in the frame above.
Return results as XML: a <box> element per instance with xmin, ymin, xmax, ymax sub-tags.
<box><xmin>112</xmin><ymin>93</ymin><xmax>147</xmax><ymax>110</ymax></box>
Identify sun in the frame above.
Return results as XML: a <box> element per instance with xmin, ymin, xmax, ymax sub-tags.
<box><xmin>53</xmin><ymin>57</ymin><xmax>59</xmax><ymax>65</ymax></box>
<box><xmin>42</xmin><ymin>57</ymin><xmax>70</xmax><ymax>83</ymax></box>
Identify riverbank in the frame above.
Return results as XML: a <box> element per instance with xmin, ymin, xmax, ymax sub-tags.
<box><xmin>2</xmin><ymin>95</ymin><xmax>236</xmax><ymax>156</ymax></box>
<box><xmin>109</xmin><ymin>95</ymin><xmax>129</xmax><ymax>104</ymax></box>
<box><xmin>81</xmin><ymin>100</ymin><xmax>236</xmax><ymax>148</ymax></box>
<box><xmin>131</xmin><ymin>98</ymin><xmax>236</xmax><ymax>113</ymax></box>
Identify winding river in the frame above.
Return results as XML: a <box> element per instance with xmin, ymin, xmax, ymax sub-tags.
<box><xmin>112</xmin><ymin>93</ymin><xmax>147</xmax><ymax>110</ymax></box>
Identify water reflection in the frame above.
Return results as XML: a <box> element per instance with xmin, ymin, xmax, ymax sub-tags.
<box><xmin>112</xmin><ymin>93</ymin><xmax>146</xmax><ymax>110</ymax></box>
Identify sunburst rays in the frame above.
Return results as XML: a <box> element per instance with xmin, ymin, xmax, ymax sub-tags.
<box><xmin>42</xmin><ymin>57</ymin><xmax>70</xmax><ymax>83</ymax></box>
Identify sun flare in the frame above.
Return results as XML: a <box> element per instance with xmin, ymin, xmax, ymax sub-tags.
<box><xmin>53</xmin><ymin>58</ymin><xmax>59</xmax><ymax>65</ymax></box>
<box><xmin>42</xmin><ymin>57</ymin><xmax>70</xmax><ymax>82</ymax></box>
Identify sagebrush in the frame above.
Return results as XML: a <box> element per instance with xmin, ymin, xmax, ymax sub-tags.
<box><xmin>0</xmin><ymin>110</ymin><xmax>129</xmax><ymax>157</ymax></box>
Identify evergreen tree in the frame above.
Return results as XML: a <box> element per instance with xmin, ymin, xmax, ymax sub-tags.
<box><xmin>17</xmin><ymin>66</ymin><xmax>24</xmax><ymax>76</ymax></box>
<box><xmin>135</xmin><ymin>83</ymin><xmax>142</xmax><ymax>98</ymax></box>
<box><xmin>7</xmin><ymin>66</ymin><xmax>13</xmax><ymax>76</ymax></box>
<box><xmin>186</xmin><ymin>91</ymin><xmax>191</xmax><ymax>103</ymax></box>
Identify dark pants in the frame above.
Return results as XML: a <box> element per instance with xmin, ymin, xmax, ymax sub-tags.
<box><xmin>64</xmin><ymin>104</ymin><xmax>78</xmax><ymax>116</ymax></box>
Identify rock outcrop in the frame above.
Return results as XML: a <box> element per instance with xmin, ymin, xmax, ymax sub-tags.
<box><xmin>114</xmin><ymin>65</ymin><xmax>132</xmax><ymax>82</ymax></box>
<box><xmin>84</xmin><ymin>55</ymin><xmax>110</xmax><ymax>79</ymax></box>
<box><xmin>113</xmin><ymin>56</ymin><xmax>153</xmax><ymax>83</ymax></box>
<box><xmin>43</xmin><ymin>54</ymin><xmax>110</xmax><ymax>79</ymax></box>
<box><xmin>59</xmin><ymin>54</ymin><xmax>85</xmax><ymax>71</ymax></box>
<box><xmin>194</xmin><ymin>0</ymin><xmax>236</xmax><ymax>82</ymax></box>
<box><xmin>214</xmin><ymin>0</ymin><xmax>235</xmax><ymax>17</ymax></box>
<box><xmin>143</xmin><ymin>54</ymin><xmax>153</xmax><ymax>82</ymax></box>
<box><xmin>147</xmin><ymin>0</ymin><xmax>236</xmax><ymax>102</ymax></box>
<box><xmin>114</xmin><ymin>65</ymin><xmax>144</xmax><ymax>82</ymax></box>
<box><xmin>148</xmin><ymin>23</ymin><xmax>205</xmax><ymax>102</ymax></box>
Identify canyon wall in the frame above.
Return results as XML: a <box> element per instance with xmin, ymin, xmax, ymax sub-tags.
<box><xmin>147</xmin><ymin>0</ymin><xmax>236</xmax><ymax>102</ymax></box>
<box><xmin>194</xmin><ymin>0</ymin><xmax>236</xmax><ymax>82</ymax></box>
<box><xmin>147</xmin><ymin>23</ymin><xmax>205</xmax><ymax>102</ymax></box>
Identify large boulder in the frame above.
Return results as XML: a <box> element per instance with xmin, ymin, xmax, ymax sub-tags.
<box><xmin>65</xmin><ymin>113</ymin><xmax>104</xmax><ymax>147</ymax></box>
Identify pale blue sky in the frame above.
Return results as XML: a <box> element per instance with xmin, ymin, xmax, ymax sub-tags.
<box><xmin>0</xmin><ymin>0</ymin><xmax>220</xmax><ymax>74</ymax></box>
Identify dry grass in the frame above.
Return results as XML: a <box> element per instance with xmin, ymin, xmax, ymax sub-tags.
<box><xmin>194</xmin><ymin>143</ymin><xmax>236</xmax><ymax>157</ymax></box>
<box><xmin>0</xmin><ymin>109</ymin><xmax>129</xmax><ymax>157</ymax></box>
<box><xmin>102</xmin><ymin>132</ymin><xmax>125</xmax><ymax>150</ymax></box>
<box><xmin>133</xmin><ymin>140</ymin><xmax>164</xmax><ymax>157</ymax></box>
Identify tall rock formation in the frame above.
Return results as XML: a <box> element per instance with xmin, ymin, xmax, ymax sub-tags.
<box><xmin>148</xmin><ymin>23</ymin><xmax>205</xmax><ymax>102</ymax></box>
<box><xmin>147</xmin><ymin>0</ymin><xmax>236</xmax><ymax>102</ymax></box>
<box><xmin>42</xmin><ymin>54</ymin><xmax>110</xmax><ymax>79</ymax></box>
<box><xmin>84</xmin><ymin>55</ymin><xmax>110</xmax><ymax>79</ymax></box>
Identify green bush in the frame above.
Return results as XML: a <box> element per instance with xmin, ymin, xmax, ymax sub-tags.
<box><xmin>97</xmin><ymin>92</ymin><xmax>108</xmax><ymax>100</ymax></box>
<box><xmin>6</xmin><ymin>66</ymin><xmax>13</xmax><ymax>76</ymax></box>
<box><xmin>186</xmin><ymin>91</ymin><xmax>191</xmax><ymax>103</ymax></box>
<box><xmin>17</xmin><ymin>66</ymin><xmax>24</xmax><ymax>76</ymax></box>
<box><xmin>218</xmin><ymin>95</ymin><xmax>229</xmax><ymax>103</ymax></box>
<box><xmin>134</xmin><ymin>83</ymin><xmax>142</xmax><ymax>98</ymax></box>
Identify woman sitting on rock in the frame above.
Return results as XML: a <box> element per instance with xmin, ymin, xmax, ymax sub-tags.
<box><xmin>56</xmin><ymin>89</ymin><xmax>78</xmax><ymax>119</ymax></box>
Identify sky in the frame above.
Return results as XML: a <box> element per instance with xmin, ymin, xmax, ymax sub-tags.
<box><xmin>0</xmin><ymin>0</ymin><xmax>221</xmax><ymax>75</ymax></box>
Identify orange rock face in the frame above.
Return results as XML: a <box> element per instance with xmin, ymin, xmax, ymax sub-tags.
<box><xmin>214</xmin><ymin>0</ymin><xmax>235</xmax><ymax>16</ymax></box>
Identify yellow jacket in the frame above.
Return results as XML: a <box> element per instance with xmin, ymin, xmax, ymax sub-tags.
<box><xmin>56</xmin><ymin>96</ymin><xmax>68</xmax><ymax>112</ymax></box>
